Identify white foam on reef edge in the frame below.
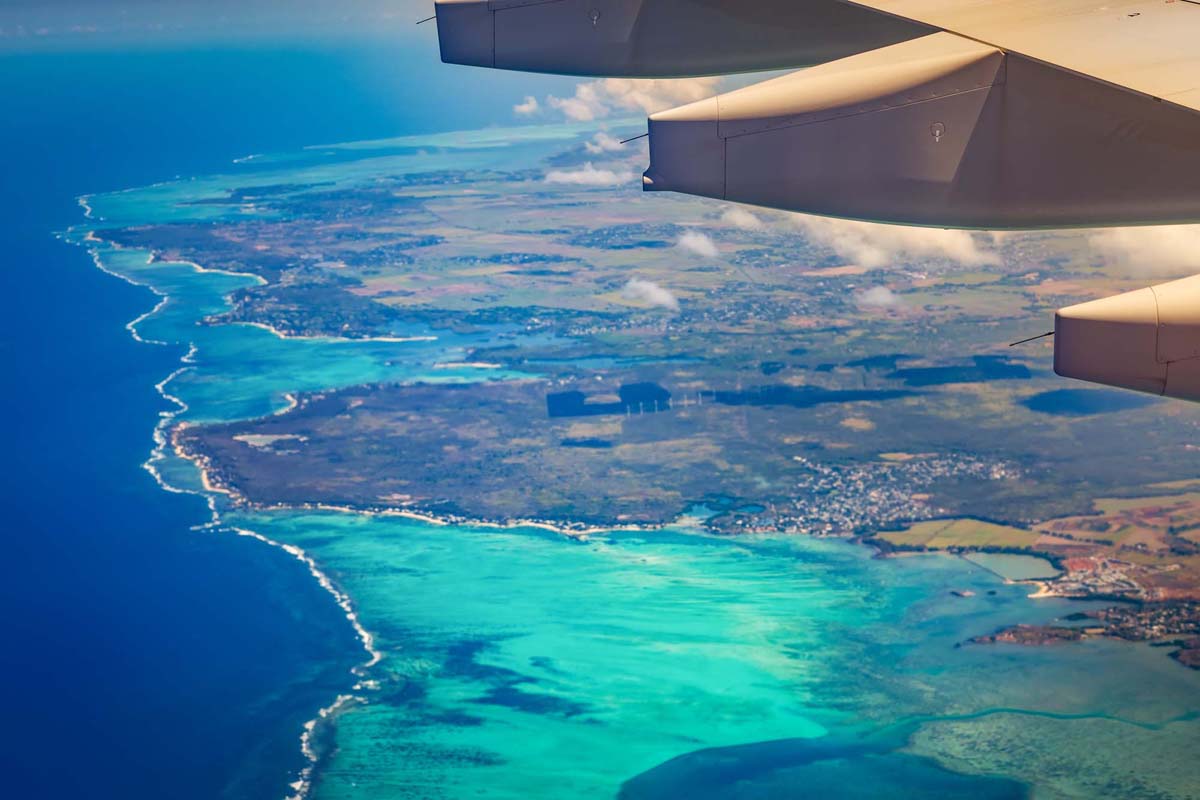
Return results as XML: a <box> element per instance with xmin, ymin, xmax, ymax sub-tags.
<box><xmin>85</xmin><ymin>247</ymin><xmax>172</xmax><ymax>346</ymax></box>
<box><xmin>231</xmin><ymin>527</ymin><xmax>381</xmax><ymax>800</ymax></box>
<box><xmin>141</xmin><ymin>345</ymin><xmax>224</xmax><ymax>521</ymax></box>
<box><xmin>284</xmin><ymin>693</ymin><xmax>363</xmax><ymax>800</ymax></box>
<box><xmin>156</xmin><ymin>253</ymin><xmax>268</xmax><ymax>284</ymax></box>
<box><xmin>76</xmin><ymin>232</ymin><xmax>221</xmax><ymax>518</ymax></box>
<box><xmin>255</xmin><ymin>501</ymin><xmax>667</xmax><ymax>542</ymax></box>
<box><xmin>76</xmin><ymin>225</ymin><xmax>378</xmax><ymax>799</ymax></box>
<box><xmin>232</xmin><ymin>526</ymin><xmax>382</xmax><ymax>669</ymax></box>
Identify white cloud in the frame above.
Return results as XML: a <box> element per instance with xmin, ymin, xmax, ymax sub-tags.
<box><xmin>677</xmin><ymin>230</ymin><xmax>719</xmax><ymax>259</ymax></box>
<box><xmin>547</xmin><ymin>77</ymin><xmax>722</xmax><ymax>121</ymax></box>
<box><xmin>544</xmin><ymin>163</ymin><xmax>633</xmax><ymax>187</ymax></box>
<box><xmin>584</xmin><ymin>131</ymin><xmax>624</xmax><ymax>154</ymax></box>
<box><xmin>791</xmin><ymin>215</ymin><xmax>1000</xmax><ymax>269</ymax></box>
<box><xmin>857</xmin><ymin>286</ymin><xmax>903</xmax><ymax>308</ymax></box>
<box><xmin>621</xmin><ymin>278</ymin><xmax>680</xmax><ymax>311</ymax></box>
<box><xmin>1089</xmin><ymin>225</ymin><xmax>1200</xmax><ymax>279</ymax></box>
<box><xmin>513</xmin><ymin>95</ymin><xmax>540</xmax><ymax>115</ymax></box>
<box><xmin>721</xmin><ymin>207</ymin><xmax>765</xmax><ymax>231</ymax></box>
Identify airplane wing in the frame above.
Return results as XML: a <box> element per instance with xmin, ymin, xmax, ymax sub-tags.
<box><xmin>434</xmin><ymin>0</ymin><xmax>1200</xmax><ymax>400</ymax></box>
<box><xmin>437</xmin><ymin>0</ymin><xmax>1200</xmax><ymax>227</ymax></box>
<box><xmin>634</xmin><ymin>0</ymin><xmax>1200</xmax><ymax>230</ymax></box>
<box><xmin>434</xmin><ymin>0</ymin><xmax>933</xmax><ymax>78</ymax></box>
<box><xmin>839</xmin><ymin>0</ymin><xmax>1200</xmax><ymax>113</ymax></box>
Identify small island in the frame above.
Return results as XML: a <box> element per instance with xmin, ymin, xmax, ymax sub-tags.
<box><xmin>969</xmin><ymin>604</ymin><xmax>1200</xmax><ymax>668</ymax></box>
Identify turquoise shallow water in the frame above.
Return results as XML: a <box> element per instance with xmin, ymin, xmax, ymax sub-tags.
<box><xmin>79</xmin><ymin>122</ymin><xmax>1200</xmax><ymax>799</ymax></box>
<box><xmin>227</xmin><ymin>510</ymin><xmax>1200</xmax><ymax>799</ymax></box>
<box><xmin>964</xmin><ymin>553</ymin><xmax>1062</xmax><ymax>582</ymax></box>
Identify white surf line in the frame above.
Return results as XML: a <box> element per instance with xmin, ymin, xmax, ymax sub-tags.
<box><xmin>78</xmin><ymin>209</ymin><xmax>266</xmax><ymax>286</ymax></box>
<box><xmin>285</xmin><ymin>693</ymin><xmax>362</xmax><ymax>800</ymax></box>
<box><xmin>75</xmin><ymin>195</ymin><xmax>385</xmax><ymax>800</ymax></box>
<box><xmin>232</xmin><ymin>526</ymin><xmax>382</xmax><ymax>669</ymax></box>
<box><xmin>76</xmin><ymin>212</ymin><xmax>214</xmax><ymax>508</ymax></box>
<box><xmin>83</xmin><ymin>235</ymin><xmax>254</xmax><ymax>347</ymax></box>
<box><xmin>143</xmin><ymin>345</ymin><xmax>209</xmax><ymax>500</ymax></box>
<box><xmin>84</xmin><ymin>247</ymin><xmax>173</xmax><ymax>346</ymax></box>
<box><xmin>231</xmin><ymin>526</ymin><xmax>382</xmax><ymax>800</ymax></box>
<box><xmin>140</xmin><ymin>346</ymin><xmax>236</xmax><ymax>528</ymax></box>
<box><xmin>155</xmin><ymin>253</ymin><xmax>267</xmax><ymax>284</ymax></box>
<box><xmin>253</xmin><ymin>500</ymin><xmax>666</xmax><ymax>542</ymax></box>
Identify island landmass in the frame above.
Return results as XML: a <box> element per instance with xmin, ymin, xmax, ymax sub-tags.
<box><xmin>90</xmin><ymin>130</ymin><xmax>1200</xmax><ymax>670</ymax></box>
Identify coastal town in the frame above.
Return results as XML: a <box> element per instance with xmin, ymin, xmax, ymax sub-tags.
<box><xmin>721</xmin><ymin>454</ymin><xmax>1021</xmax><ymax>536</ymax></box>
<box><xmin>877</xmin><ymin>489</ymin><xmax>1200</xmax><ymax>667</ymax></box>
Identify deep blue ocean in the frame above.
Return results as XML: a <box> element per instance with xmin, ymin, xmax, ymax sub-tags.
<box><xmin>0</xmin><ymin>37</ymin><xmax>573</xmax><ymax>799</ymax></box>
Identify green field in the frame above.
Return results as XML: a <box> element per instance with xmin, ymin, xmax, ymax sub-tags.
<box><xmin>879</xmin><ymin>519</ymin><xmax>1040</xmax><ymax>550</ymax></box>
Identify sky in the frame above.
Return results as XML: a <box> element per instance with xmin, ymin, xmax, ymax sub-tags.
<box><xmin>0</xmin><ymin>0</ymin><xmax>435</xmax><ymax>47</ymax></box>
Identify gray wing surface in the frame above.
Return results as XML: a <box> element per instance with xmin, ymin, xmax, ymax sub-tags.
<box><xmin>434</xmin><ymin>0</ymin><xmax>1200</xmax><ymax>400</ymax></box>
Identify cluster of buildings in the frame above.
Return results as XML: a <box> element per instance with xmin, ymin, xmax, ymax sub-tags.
<box><xmin>1090</xmin><ymin>602</ymin><xmax>1200</xmax><ymax>641</ymax></box>
<box><xmin>722</xmin><ymin>454</ymin><xmax>1019</xmax><ymax>535</ymax></box>
<box><xmin>1048</xmin><ymin>557</ymin><xmax>1150</xmax><ymax>600</ymax></box>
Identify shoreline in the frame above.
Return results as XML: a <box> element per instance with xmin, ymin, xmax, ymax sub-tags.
<box><xmin>82</xmin><ymin>221</ymin><xmax>443</xmax><ymax>347</ymax></box>
<box><xmin>172</xmin><ymin>411</ymin><xmax>1160</xmax><ymax>609</ymax></box>
<box><xmin>146</xmin><ymin>250</ymin><xmax>270</xmax><ymax>284</ymax></box>
<box><xmin>79</xmin><ymin>194</ymin><xmax>1193</xmax><ymax>800</ymax></box>
<box><xmin>234</xmin><ymin>320</ymin><xmax>439</xmax><ymax>344</ymax></box>
<box><xmin>231</xmin><ymin>526</ymin><xmax>381</xmax><ymax>800</ymax></box>
<box><xmin>170</xmin><ymin>424</ymin><xmax>665</xmax><ymax>542</ymax></box>
<box><xmin>79</xmin><ymin>218</ymin><xmax>269</xmax><ymax>286</ymax></box>
<box><xmin>171</xmin><ymin>404</ymin><xmax>1138</xmax><ymax>597</ymax></box>
<box><xmin>79</xmin><ymin>220</ymin><xmax>407</xmax><ymax>800</ymax></box>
